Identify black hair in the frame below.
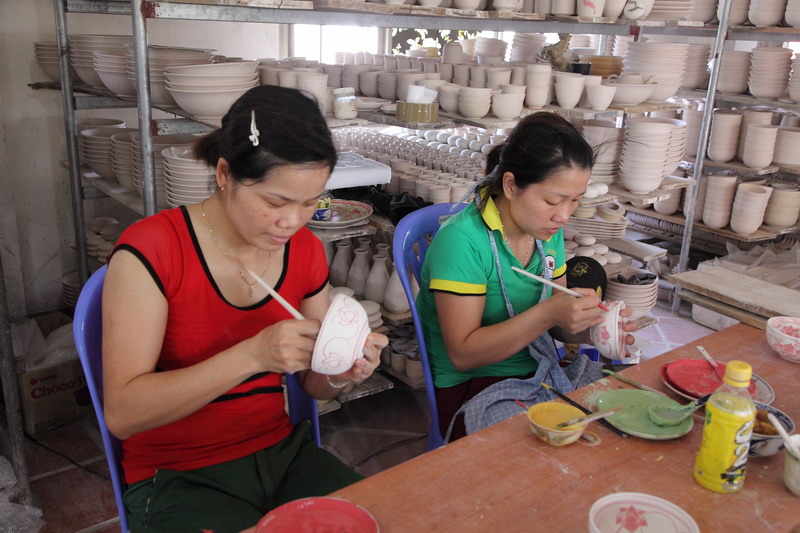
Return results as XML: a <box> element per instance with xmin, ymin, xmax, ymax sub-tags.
<box><xmin>478</xmin><ymin>112</ymin><xmax>593</xmax><ymax>206</ymax></box>
<box><xmin>193</xmin><ymin>85</ymin><xmax>337</xmax><ymax>184</ymax></box>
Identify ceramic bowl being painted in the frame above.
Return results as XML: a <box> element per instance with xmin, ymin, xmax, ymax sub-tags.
<box><xmin>311</xmin><ymin>293</ymin><xmax>370</xmax><ymax>375</ymax></box>
<box><xmin>766</xmin><ymin>316</ymin><xmax>800</xmax><ymax>363</ymax></box>
<box><xmin>590</xmin><ymin>299</ymin><xmax>627</xmax><ymax>360</ymax></box>
<box><xmin>749</xmin><ymin>402</ymin><xmax>796</xmax><ymax>458</ymax></box>
<box><xmin>526</xmin><ymin>402</ymin><xmax>587</xmax><ymax>446</ymax></box>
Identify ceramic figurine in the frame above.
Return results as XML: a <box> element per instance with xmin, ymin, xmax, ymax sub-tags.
<box><xmin>538</xmin><ymin>33</ymin><xmax>572</xmax><ymax>72</ymax></box>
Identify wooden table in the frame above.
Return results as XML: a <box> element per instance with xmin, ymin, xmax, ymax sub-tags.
<box><xmin>331</xmin><ymin>324</ymin><xmax>800</xmax><ymax>531</ymax></box>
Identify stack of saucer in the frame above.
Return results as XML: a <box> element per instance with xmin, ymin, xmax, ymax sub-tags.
<box><xmin>508</xmin><ymin>33</ymin><xmax>545</xmax><ymax>63</ymax></box>
<box><xmin>62</xmin><ymin>272</ymin><xmax>82</xmax><ymax>309</ymax></box>
<box><xmin>360</xmin><ymin>300</ymin><xmax>384</xmax><ymax>329</ymax></box>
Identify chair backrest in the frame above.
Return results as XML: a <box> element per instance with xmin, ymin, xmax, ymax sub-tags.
<box><xmin>72</xmin><ymin>265</ymin><xmax>128</xmax><ymax>533</ymax></box>
<box><xmin>393</xmin><ymin>202</ymin><xmax>466</xmax><ymax>450</ymax></box>
<box><xmin>73</xmin><ymin>266</ymin><xmax>322</xmax><ymax>533</ymax></box>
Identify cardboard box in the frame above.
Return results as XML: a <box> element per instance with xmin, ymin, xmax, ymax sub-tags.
<box><xmin>15</xmin><ymin>313</ymin><xmax>94</xmax><ymax>435</ymax></box>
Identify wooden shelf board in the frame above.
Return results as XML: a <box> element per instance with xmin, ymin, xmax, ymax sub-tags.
<box><xmin>609</xmin><ymin>175</ymin><xmax>695</xmax><ymax>206</ymax></box>
<box><xmin>380</xmin><ymin>306</ymin><xmax>413</xmax><ymax>326</ymax></box>
<box><xmin>624</xmin><ymin>218</ymin><xmax>728</xmax><ymax>256</ymax></box>
<box><xmin>677</xmin><ymin>289</ymin><xmax>766</xmax><ymax>330</ymax></box>
<box><xmin>336</xmin><ymin>372</ymin><xmax>394</xmax><ymax>403</ymax></box>
<box><xmin>166</xmin><ymin>0</ymin><xmax>312</xmax><ymax>7</ymax></box>
<box><xmin>546</xmin><ymin>14</ymin><xmax>622</xmax><ymax>23</ymax></box>
<box><xmin>313</xmin><ymin>0</ymin><xmax>394</xmax><ymax>13</ymax></box>
<box><xmin>308</xmin><ymin>221</ymin><xmax>377</xmax><ymax>243</ymax></box>
<box><xmin>81</xmin><ymin>171</ymin><xmax>144</xmax><ymax>215</ymax></box>
<box><xmin>368</xmin><ymin>213</ymin><xmax>395</xmax><ymax>232</ymax></box>
<box><xmin>683</xmin><ymin>155</ymin><xmax>779</xmax><ymax>176</ymax></box>
<box><xmin>623</xmin><ymin>205</ymin><xmax>780</xmax><ymax>243</ymax></box>
<box><xmin>440</xmin><ymin>6</ymin><xmax>490</xmax><ymax>17</ymax></box>
<box><xmin>579</xmin><ymin>193</ymin><xmax>617</xmax><ymax>208</ymax></box>
<box><xmin>608</xmin><ymin>100</ymin><xmax>682</xmax><ymax>114</ymax></box>
<box><xmin>596</xmin><ymin>236</ymin><xmax>667</xmax><ymax>262</ymax></box>
<box><xmin>379</xmin><ymin>363</ymin><xmax>426</xmax><ymax>389</ymax></box>
<box><xmin>669</xmin><ymin>266</ymin><xmax>800</xmax><ymax>320</ymax></box>
<box><xmin>603</xmin><ymin>261</ymin><xmax>630</xmax><ymax>278</ymax></box>
<box><xmin>676</xmin><ymin>89</ymin><xmax>800</xmax><ymax>114</ymax></box>
<box><xmin>359</xmin><ymin>111</ymin><xmax>457</xmax><ymax>130</ymax></box>
<box><xmin>486</xmin><ymin>9</ymin><xmax>544</xmax><ymax>19</ymax></box>
<box><xmin>631</xmin><ymin>314</ymin><xmax>658</xmax><ymax>331</ymax></box>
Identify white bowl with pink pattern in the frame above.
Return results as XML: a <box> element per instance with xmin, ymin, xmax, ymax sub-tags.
<box><xmin>311</xmin><ymin>293</ymin><xmax>371</xmax><ymax>375</ymax></box>
<box><xmin>590</xmin><ymin>299</ymin><xmax>627</xmax><ymax>360</ymax></box>
<box><xmin>766</xmin><ymin>316</ymin><xmax>800</xmax><ymax>364</ymax></box>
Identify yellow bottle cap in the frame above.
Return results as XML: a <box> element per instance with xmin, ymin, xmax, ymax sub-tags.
<box><xmin>723</xmin><ymin>360</ymin><xmax>752</xmax><ymax>388</ymax></box>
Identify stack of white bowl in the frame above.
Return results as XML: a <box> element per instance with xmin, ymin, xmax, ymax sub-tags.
<box><xmin>491</xmin><ymin>92</ymin><xmax>525</xmax><ymax>119</ymax></box>
<box><xmin>395</xmin><ymin>70</ymin><xmax>427</xmax><ymax>101</ymax></box>
<box><xmin>474</xmin><ymin>36</ymin><xmax>507</xmax><ymax>64</ymax></box>
<box><xmin>93</xmin><ymin>51</ymin><xmax>135</xmax><ymax>97</ymax></box>
<box><xmin>589</xmin><ymin>34</ymin><xmax>615</xmax><ymax>56</ymax></box>
<box><xmin>296</xmin><ymin>71</ymin><xmax>330</xmax><ymax>115</ymax></box>
<box><xmin>623</xmin><ymin>42</ymin><xmax>688</xmax><ymax>102</ymax></box>
<box><xmin>681</xmin><ymin>108</ymin><xmax>704</xmax><ymax>157</ymax></box>
<box><xmin>80</xmin><ymin>127</ymin><xmax>137</xmax><ymax>181</ymax></box>
<box><xmin>707</xmin><ymin>109</ymin><xmax>742</xmax><ymax>163</ymax></box>
<box><xmin>131</xmin><ymin>133</ymin><xmax>198</xmax><ymax>208</ymax></box>
<box><xmin>618</xmin><ymin>118</ymin><xmax>675</xmax><ymax>194</ymax></box>
<box><xmin>730</xmin><ymin>183</ymin><xmax>773</xmax><ymax>235</ymax></box>
<box><xmin>748</xmin><ymin>47</ymin><xmax>793</xmax><ymax>99</ymax></box>
<box><xmin>747</xmin><ymin>0</ymin><xmax>787</xmax><ymax>26</ymax></box>
<box><xmin>702</xmin><ymin>174</ymin><xmax>739</xmax><ymax>229</ymax></box>
<box><xmin>165</xmin><ymin>61</ymin><xmax>258</xmax><ymax>121</ymax></box>
<box><xmin>554</xmin><ymin>72</ymin><xmax>585</xmax><ymax>109</ymax></box>
<box><xmin>110</xmin><ymin>131</ymin><xmax>139</xmax><ymax>190</ymax></box>
<box><xmin>524</xmin><ymin>63</ymin><xmax>553</xmax><ymax>108</ymax></box>
<box><xmin>76</xmin><ymin>117</ymin><xmax>126</xmax><ymax>165</ymax></box>
<box><xmin>341</xmin><ymin>64</ymin><xmax>374</xmax><ymax>94</ymax></box>
<box><xmin>773</xmin><ymin>127</ymin><xmax>800</xmax><ymax>166</ymax></box>
<box><xmin>437</xmin><ymin>84</ymin><xmax>461</xmax><ymax>113</ymax></box>
<box><xmin>648</xmin><ymin>117</ymin><xmax>687</xmax><ymax>175</ymax></box>
<box><xmin>162</xmin><ymin>146</ymin><xmax>216</xmax><ymax>208</ymax></box>
<box><xmin>790</xmin><ymin>56</ymin><xmax>800</xmax><ymax>103</ymax></box>
<box><xmin>787</xmin><ymin>0</ymin><xmax>800</xmax><ymax>26</ymax></box>
<box><xmin>686</xmin><ymin>0</ymin><xmax>717</xmax><ymax>21</ymax></box>
<box><xmin>509</xmin><ymin>33</ymin><xmax>546</xmax><ymax>63</ymax></box>
<box><xmin>647</xmin><ymin>0</ymin><xmax>692</xmax><ymax>20</ymax></box>
<box><xmin>377</xmin><ymin>72</ymin><xmax>398</xmax><ymax>101</ymax></box>
<box><xmin>681</xmin><ymin>44</ymin><xmax>710</xmax><ymax>89</ymax></box>
<box><xmin>582</xmin><ymin>120</ymin><xmax>624</xmax><ymax>184</ymax></box>
<box><xmin>741</xmin><ymin>124</ymin><xmax>779</xmax><ymax>169</ymax></box>
<box><xmin>715</xmin><ymin>51</ymin><xmax>752</xmax><ymax>94</ymax></box>
<box><xmin>129</xmin><ymin>46</ymin><xmax>215</xmax><ymax>106</ymax></box>
<box><xmin>62</xmin><ymin>272</ymin><xmax>82</xmax><ymax>310</ymax></box>
<box><xmin>34</xmin><ymin>41</ymin><xmax>74</xmax><ymax>83</ymax></box>
<box><xmin>70</xmin><ymin>34</ymin><xmax>133</xmax><ymax>88</ymax></box>
<box><xmin>458</xmin><ymin>87</ymin><xmax>492</xmax><ymax>119</ymax></box>
<box><xmin>606</xmin><ymin>269</ymin><xmax>658</xmax><ymax>320</ymax></box>
<box><xmin>764</xmin><ymin>184</ymin><xmax>800</xmax><ymax>228</ymax></box>
<box><xmin>612</xmin><ymin>35</ymin><xmax>633</xmax><ymax>58</ymax></box>
<box><xmin>719</xmin><ymin>0</ymin><xmax>750</xmax><ymax>24</ymax></box>
<box><xmin>737</xmin><ymin>107</ymin><xmax>775</xmax><ymax>161</ymax></box>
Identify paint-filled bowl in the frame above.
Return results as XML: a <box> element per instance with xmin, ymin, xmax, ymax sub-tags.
<box><xmin>527</xmin><ymin>402</ymin><xmax>587</xmax><ymax>446</ymax></box>
<box><xmin>749</xmin><ymin>402</ymin><xmax>796</xmax><ymax>458</ymax></box>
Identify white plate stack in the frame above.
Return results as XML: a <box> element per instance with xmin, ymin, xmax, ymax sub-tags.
<box><xmin>618</xmin><ymin>118</ymin><xmax>674</xmax><ymax>194</ymax></box>
<box><xmin>62</xmin><ymin>272</ymin><xmax>82</xmax><ymax>310</ymax></box>
<box><xmin>646</xmin><ymin>0</ymin><xmax>692</xmax><ymax>20</ymax></box>
<box><xmin>509</xmin><ymin>33</ymin><xmax>546</xmax><ymax>63</ymax></box>
<box><xmin>87</xmin><ymin>217</ymin><xmax>123</xmax><ymax>265</ymax></box>
<box><xmin>93</xmin><ymin>51</ymin><xmax>135</xmax><ymax>97</ymax></box>
<box><xmin>131</xmin><ymin>133</ymin><xmax>198</xmax><ymax>209</ymax></box>
<box><xmin>34</xmin><ymin>41</ymin><xmax>76</xmax><ymax>83</ymax></box>
<box><xmin>623</xmin><ymin>42</ymin><xmax>689</xmax><ymax>102</ymax></box>
<box><xmin>161</xmin><ymin>146</ymin><xmax>216</xmax><ymax>208</ymax></box>
<box><xmin>612</xmin><ymin>35</ymin><xmax>633</xmax><ymax>58</ymax></box>
<box><xmin>588</xmin><ymin>34</ymin><xmax>615</xmax><ymax>57</ymax></box>
<box><xmin>715</xmin><ymin>50</ymin><xmax>752</xmax><ymax>94</ymax></box>
<box><xmin>681</xmin><ymin>44</ymin><xmax>710</xmax><ymax>89</ymax></box>
<box><xmin>110</xmin><ymin>130</ymin><xmax>139</xmax><ymax>190</ymax></box>
<box><xmin>748</xmin><ymin>46</ymin><xmax>793</xmax><ymax>99</ymax></box>
<box><xmin>474</xmin><ymin>36</ymin><xmax>507</xmax><ymax>64</ymax></box>
<box><xmin>128</xmin><ymin>46</ymin><xmax>215</xmax><ymax>106</ymax></box>
<box><xmin>789</xmin><ymin>56</ymin><xmax>800</xmax><ymax>103</ymax></box>
<box><xmin>70</xmin><ymin>34</ymin><xmax>132</xmax><ymax>88</ymax></box>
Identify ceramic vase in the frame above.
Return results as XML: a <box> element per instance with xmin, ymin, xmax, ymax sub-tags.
<box><xmin>346</xmin><ymin>248</ymin><xmax>371</xmax><ymax>298</ymax></box>
<box><xmin>384</xmin><ymin>268</ymin><xmax>411</xmax><ymax>314</ymax></box>
<box><xmin>374</xmin><ymin>243</ymin><xmax>392</xmax><ymax>272</ymax></box>
<box><xmin>364</xmin><ymin>255</ymin><xmax>390</xmax><ymax>304</ymax></box>
<box><xmin>329</xmin><ymin>240</ymin><xmax>352</xmax><ymax>288</ymax></box>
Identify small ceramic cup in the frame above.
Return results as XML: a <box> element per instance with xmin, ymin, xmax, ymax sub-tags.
<box><xmin>311</xmin><ymin>293</ymin><xmax>370</xmax><ymax>375</ymax></box>
<box><xmin>590</xmin><ymin>300</ymin><xmax>627</xmax><ymax>360</ymax></box>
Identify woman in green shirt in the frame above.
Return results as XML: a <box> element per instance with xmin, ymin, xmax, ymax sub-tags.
<box><xmin>417</xmin><ymin>113</ymin><xmax>635</xmax><ymax>441</ymax></box>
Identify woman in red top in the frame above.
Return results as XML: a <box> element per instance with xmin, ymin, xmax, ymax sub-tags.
<box><xmin>104</xmin><ymin>85</ymin><xmax>388</xmax><ymax>532</ymax></box>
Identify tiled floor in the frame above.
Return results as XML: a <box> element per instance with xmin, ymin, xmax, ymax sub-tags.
<box><xmin>16</xmin><ymin>300</ymin><xmax>714</xmax><ymax>532</ymax></box>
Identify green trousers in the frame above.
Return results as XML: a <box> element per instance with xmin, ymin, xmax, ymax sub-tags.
<box><xmin>124</xmin><ymin>422</ymin><xmax>362</xmax><ymax>533</ymax></box>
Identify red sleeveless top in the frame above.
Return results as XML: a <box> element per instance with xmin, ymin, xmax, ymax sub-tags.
<box><xmin>112</xmin><ymin>207</ymin><xmax>328</xmax><ymax>484</ymax></box>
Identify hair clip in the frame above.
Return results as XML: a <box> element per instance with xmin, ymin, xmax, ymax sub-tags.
<box><xmin>248</xmin><ymin>110</ymin><xmax>260</xmax><ymax>147</ymax></box>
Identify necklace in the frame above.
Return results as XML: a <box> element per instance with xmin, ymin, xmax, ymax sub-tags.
<box><xmin>499</xmin><ymin>207</ymin><xmax>535</xmax><ymax>267</ymax></box>
<box><xmin>201</xmin><ymin>200</ymin><xmax>271</xmax><ymax>298</ymax></box>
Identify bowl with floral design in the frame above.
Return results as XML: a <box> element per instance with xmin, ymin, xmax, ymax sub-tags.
<box><xmin>590</xmin><ymin>299</ymin><xmax>627</xmax><ymax>360</ymax></box>
<box><xmin>311</xmin><ymin>293</ymin><xmax>370</xmax><ymax>375</ymax></box>
<box><xmin>766</xmin><ymin>316</ymin><xmax>800</xmax><ymax>363</ymax></box>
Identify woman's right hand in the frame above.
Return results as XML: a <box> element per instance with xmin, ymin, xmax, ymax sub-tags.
<box><xmin>247</xmin><ymin>318</ymin><xmax>321</xmax><ymax>374</ymax></box>
<box><xmin>545</xmin><ymin>288</ymin><xmax>605</xmax><ymax>334</ymax></box>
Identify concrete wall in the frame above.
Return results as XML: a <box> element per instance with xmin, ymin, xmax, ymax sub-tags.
<box><xmin>0</xmin><ymin>0</ymin><xmax>282</xmax><ymax>318</ymax></box>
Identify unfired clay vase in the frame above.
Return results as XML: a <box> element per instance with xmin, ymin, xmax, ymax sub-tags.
<box><xmin>329</xmin><ymin>240</ymin><xmax>352</xmax><ymax>287</ymax></box>
<box><xmin>383</xmin><ymin>269</ymin><xmax>411</xmax><ymax>314</ymax></box>
<box><xmin>346</xmin><ymin>248</ymin><xmax>370</xmax><ymax>298</ymax></box>
<box><xmin>364</xmin><ymin>255</ymin><xmax>390</xmax><ymax>304</ymax></box>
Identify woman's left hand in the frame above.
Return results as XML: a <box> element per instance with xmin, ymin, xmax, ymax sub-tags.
<box><xmin>331</xmin><ymin>332</ymin><xmax>388</xmax><ymax>385</ymax></box>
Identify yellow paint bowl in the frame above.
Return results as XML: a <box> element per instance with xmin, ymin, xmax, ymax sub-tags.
<box><xmin>527</xmin><ymin>402</ymin><xmax>587</xmax><ymax>446</ymax></box>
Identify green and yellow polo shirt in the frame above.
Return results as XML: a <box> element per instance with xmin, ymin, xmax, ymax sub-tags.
<box><xmin>416</xmin><ymin>196</ymin><xmax>566</xmax><ymax>388</ymax></box>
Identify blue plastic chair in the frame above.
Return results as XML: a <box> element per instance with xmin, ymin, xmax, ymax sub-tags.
<box><xmin>392</xmin><ymin>202</ymin><xmax>466</xmax><ymax>451</ymax></box>
<box><xmin>73</xmin><ymin>265</ymin><xmax>321</xmax><ymax>532</ymax></box>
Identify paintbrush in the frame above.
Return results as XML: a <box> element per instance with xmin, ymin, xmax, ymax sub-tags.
<box><xmin>511</xmin><ymin>266</ymin><xmax>610</xmax><ymax>312</ymax></box>
<box><xmin>541</xmin><ymin>382</ymin><xmax>629</xmax><ymax>439</ymax></box>
<box><xmin>601</xmin><ymin>369</ymin><xmax>666</xmax><ymax>396</ymax></box>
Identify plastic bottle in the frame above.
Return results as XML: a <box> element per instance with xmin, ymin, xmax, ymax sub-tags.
<box><xmin>693</xmin><ymin>360</ymin><xmax>756</xmax><ymax>493</ymax></box>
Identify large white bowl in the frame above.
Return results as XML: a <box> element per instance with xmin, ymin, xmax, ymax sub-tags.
<box><xmin>610</xmin><ymin>82</ymin><xmax>656</xmax><ymax>105</ymax></box>
<box><xmin>166</xmin><ymin>86</ymin><xmax>251</xmax><ymax>118</ymax></box>
<box><xmin>164</xmin><ymin>60</ymin><xmax>258</xmax><ymax>76</ymax></box>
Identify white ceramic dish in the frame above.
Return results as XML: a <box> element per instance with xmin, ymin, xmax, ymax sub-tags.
<box><xmin>311</xmin><ymin>293</ymin><xmax>370</xmax><ymax>375</ymax></box>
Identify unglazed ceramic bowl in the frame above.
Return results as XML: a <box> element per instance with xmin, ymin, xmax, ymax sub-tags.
<box><xmin>590</xmin><ymin>299</ymin><xmax>627</xmax><ymax>359</ymax></box>
<box><xmin>311</xmin><ymin>293</ymin><xmax>370</xmax><ymax>375</ymax></box>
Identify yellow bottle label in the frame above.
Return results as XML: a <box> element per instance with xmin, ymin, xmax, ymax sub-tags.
<box><xmin>694</xmin><ymin>400</ymin><xmax>755</xmax><ymax>493</ymax></box>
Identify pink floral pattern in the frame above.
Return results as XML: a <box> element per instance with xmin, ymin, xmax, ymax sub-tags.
<box><xmin>312</xmin><ymin>294</ymin><xmax>370</xmax><ymax>375</ymax></box>
<box><xmin>767</xmin><ymin>317</ymin><xmax>800</xmax><ymax>363</ymax></box>
<box><xmin>616</xmin><ymin>505</ymin><xmax>648</xmax><ymax>532</ymax></box>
